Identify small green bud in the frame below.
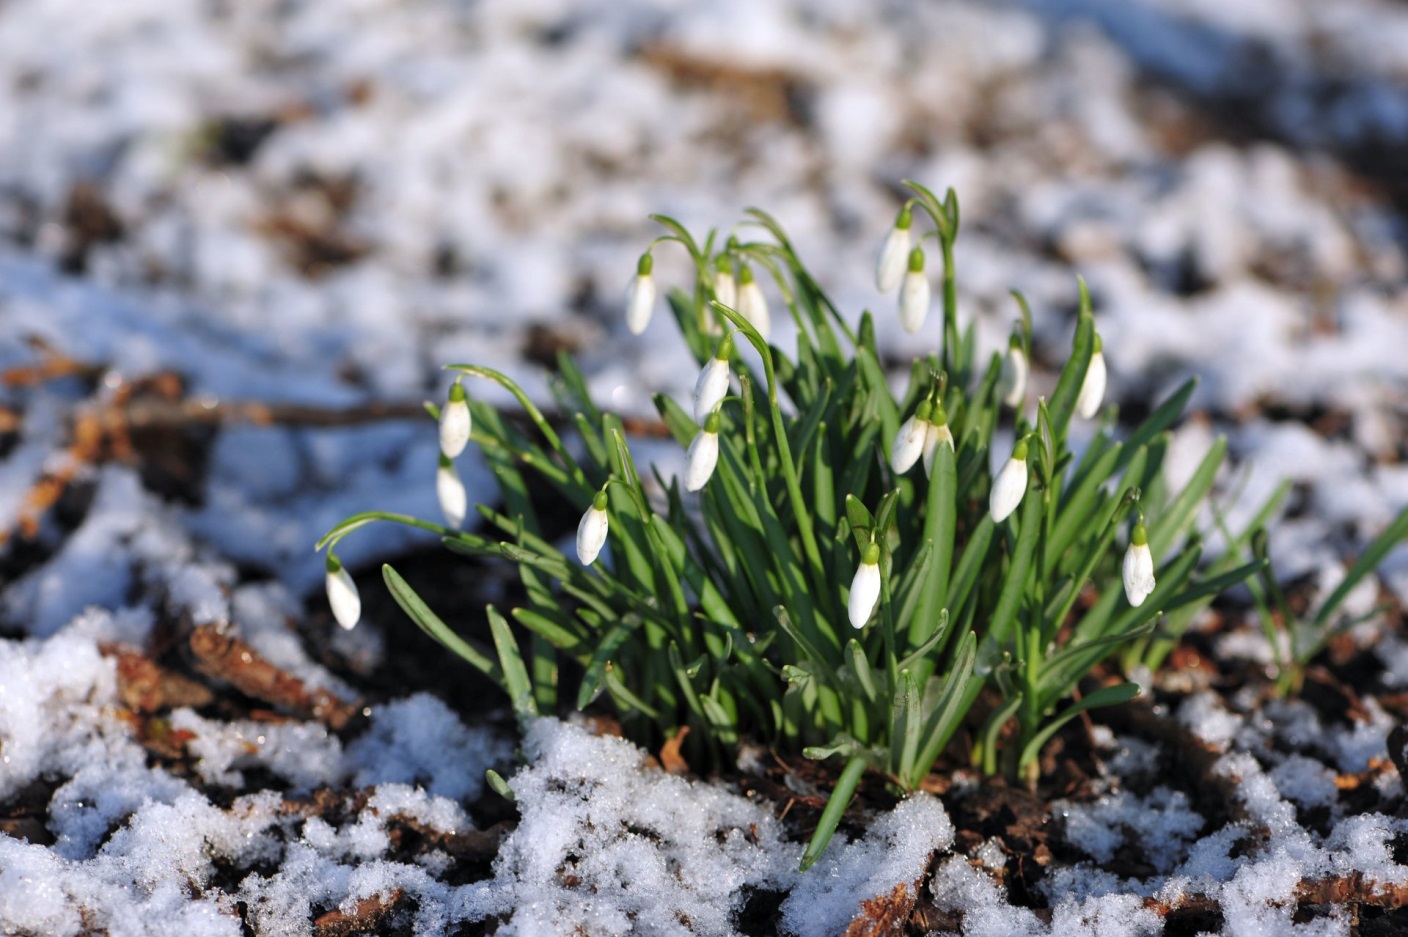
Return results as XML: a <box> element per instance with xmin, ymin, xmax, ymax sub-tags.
<box><xmin>592</xmin><ymin>489</ymin><xmax>609</xmax><ymax>511</ymax></box>
<box><xmin>861</xmin><ymin>541</ymin><xmax>881</xmax><ymax>566</ymax></box>
<box><xmin>907</xmin><ymin>246</ymin><xmax>925</xmax><ymax>274</ymax></box>
<box><xmin>636</xmin><ymin>253</ymin><xmax>653</xmax><ymax>276</ymax></box>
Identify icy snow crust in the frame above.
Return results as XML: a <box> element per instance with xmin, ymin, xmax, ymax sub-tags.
<box><xmin>2</xmin><ymin>0</ymin><xmax>1408</xmax><ymax>933</ymax></box>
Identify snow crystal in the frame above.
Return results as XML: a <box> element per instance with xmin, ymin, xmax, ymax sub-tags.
<box><xmin>346</xmin><ymin>693</ymin><xmax>511</xmax><ymax>802</ymax></box>
<box><xmin>1057</xmin><ymin>787</ymin><xmax>1204</xmax><ymax>872</ymax></box>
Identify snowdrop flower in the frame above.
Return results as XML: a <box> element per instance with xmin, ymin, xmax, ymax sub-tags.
<box><xmin>325</xmin><ymin>554</ymin><xmax>360</xmax><ymax>630</ymax></box>
<box><xmin>1123</xmin><ymin>523</ymin><xmax>1156</xmax><ymax>607</ymax></box>
<box><xmin>437</xmin><ymin>454</ymin><xmax>468</xmax><ymax>529</ymax></box>
<box><xmin>999</xmin><ymin>337</ymin><xmax>1028</xmax><ymax>409</ymax></box>
<box><xmin>712</xmin><ymin>254</ymin><xmax>737</xmax><ymax>311</ymax></box>
<box><xmin>439</xmin><ymin>380</ymin><xmax>471</xmax><ymax>458</ymax></box>
<box><xmin>848</xmin><ymin>542</ymin><xmax>882</xmax><ymax>629</ymax></box>
<box><xmin>922</xmin><ymin>404</ymin><xmax>954</xmax><ymax>478</ymax></box>
<box><xmin>875</xmin><ymin>205</ymin><xmax>913</xmax><ymax>292</ymax></box>
<box><xmin>990</xmin><ymin>437</ymin><xmax>1029</xmax><ymax>522</ymax></box>
<box><xmin>898</xmin><ymin>248</ymin><xmax>930</xmax><ymax>334</ymax></box>
<box><xmin>890</xmin><ymin>401</ymin><xmax>931</xmax><ymax>474</ymax></box>
<box><xmin>626</xmin><ymin>252</ymin><xmax>656</xmax><ymax>335</ymax></box>
<box><xmin>693</xmin><ymin>334</ymin><xmax>733</xmax><ymax>424</ymax></box>
<box><xmin>1076</xmin><ymin>334</ymin><xmax>1106</xmax><ymax>419</ymax></box>
<box><xmin>576</xmin><ymin>490</ymin><xmax>610</xmax><ymax>565</ymax></box>
<box><xmin>736</xmin><ymin>265</ymin><xmax>771</xmax><ymax>341</ymax></box>
<box><xmin>685</xmin><ymin>411</ymin><xmax>721</xmax><ymax>492</ymax></box>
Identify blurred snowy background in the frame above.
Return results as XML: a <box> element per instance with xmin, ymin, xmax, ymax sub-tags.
<box><xmin>2</xmin><ymin>1</ymin><xmax>1408</xmax><ymax>934</ymax></box>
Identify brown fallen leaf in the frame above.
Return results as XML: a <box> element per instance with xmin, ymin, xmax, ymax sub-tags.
<box><xmin>312</xmin><ymin>889</ymin><xmax>404</xmax><ymax>937</ymax></box>
<box><xmin>843</xmin><ymin>881</ymin><xmax>918</xmax><ymax>937</ymax></box>
<box><xmin>106</xmin><ymin>646</ymin><xmax>214</xmax><ymax>713</ymax></box>
<box><xmin>660</xmin><ymin>725</ymin><xmax>691</xmax><ymax>775</ymax></box>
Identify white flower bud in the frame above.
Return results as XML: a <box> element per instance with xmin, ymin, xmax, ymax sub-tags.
<box><xmin>713</xmin><ymin>256</ymin><xmax>737</xmax><ymax>311</ymax></box>
<box><xmin>437</xmin><ymin>455</ymin><xmax>467</xmax><ymax>529</ymax></box>
<box><xmin>999</xmin><ymin>341</ymin><xmax>1028</xmax><ymax>409</ymax></box>
<box><xmin>325</xmin><ymin>556</ymin><xmax>361</xmax><ymax>630</ymax></box>
<box><xmin>898</xmin><ymin>248</ymin><xmax>930</xmax><ymax>334</ymax></box>
<box><xmin>737</xmin><ymin>266</ymin><xmax>771</xmax><ymax>341</ymax></box>
<box><xmin>1122</xmin><ymin>524</ymin><xmax>1156</xmax><ymax>607</ymax></box>
<box><xmin>921</xmin><ymin>409</ymin><xmax>954</xmax><ymax>478</ymax></box>
<box><xmin>576</xmin><ymin>491</ymin><xmax>610</xmax><ymax>565</ymax></box>
<box><xmin>685</xmin><ymin>414</ymin><xmax>721</xmax><ymax>492</ymax></box>
<box><xmin>875</xmin><ymin>207</ymin><xmax>913</xmax><ymax>292</ymax></box>
<box><xmin>693</xmin><ymin>337</ymin><xmax>733</xmax><ymax>424</ymax></box>
<box><xmin>626</xmin><ymin>253</ymin><xmax>655</xmax><ymax>335</ymax></box>
<box><xmin>990</xmin><ymin>439</ymin><xmax>1029</xmax><ymax>522</ymax></box>
<box><xmin>890</xmin><ymin>407</ymin><xmax>929</xmax><ymax>475</ymax></box>
<box><xmin>439</xmin><ymin>381</ymin><xmax>471</xmax><ymax>458</ymax></box>
<box><xmin>1076</xmin><ymin>338</ymin><xmax>1106</xmax><ymax>419</ymax></box>
<box><xmin>848</xmin><ymin>543</ymin><xmax>882</xmax><ymax>629</ymax></box>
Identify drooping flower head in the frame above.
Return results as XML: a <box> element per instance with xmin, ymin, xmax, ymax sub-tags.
<box><xmin>922</xmin><ymin>402</ymin><xmax>954</xmax><ymax>477</ymax></box>
<box><xmin>1122</xmin><ymin>522</ymin><xmax>1156</xmax><ymax>607</ymax></box>
<box><xmin>576</xmin><ymin>489</ymin><xmax>610</xmax><ymax>566</ymax></box>
<box><xmin>685</xmin><ymin>410</ymin><xmax>722</xmax><ymax>492</ymax></box>
<box><xmin>891</xmin><ymin>400</ymin><xmax>932</xmax><ymax>475</ymax></box>
<box><xmin>898</xmin><ymin>247</ymin><xmax>930</xmax><ymax>334</ymax></box>
<box><xmin>712</xmin><ymin>253</ymin><xmax>737</xmax><ymax>312</ymax></box>
<box><xmin>876</xmin><ymin>204</ymin><xmax>913</xmax><ymax>293</ymax></box>
<box><xmin>437</xmin><ymin>453</ymin><xmax>467</xmax><ymax>530</ymax></box>
<box><xmin>1076</xmin><ymin>333</ymin><xmax>1106</xmax><ymax>419</ymax></box>
<box><xmin>325</xmin><ymin>553</ymin><xmax>361</xmax><ymax>631</ymax></box>
<box><xmin>626</xmin><ymin>252</ymin><xmax>656</xmax><ymax>335</ymax></box>
<box><xmin>999</xmin><ymin>335</ymin><xmax>1028</xmax><ymax>409</ymax></box>
<box><xmin>439</xmin><ymin>379</ymin><xmax>471</xmax><ymax>458</ymax></box>
<box><xmin>736</xmin><ymin>264</ymin><xmax>771</xmax><ymax>341</ymax></box>
<box><xmin>848</xmin><ymin>541</ymin><xmax>882</xmax><ymax>629</ymax></box>
<box><xmin>692</xmin><ymin>333</ymin><xmax>733</xmax><ymax>424</ymax></box>
<box><xmin>990</xmin><ymin>436</ymin><xmax>1029</xmax><ymax>522</ymax></box>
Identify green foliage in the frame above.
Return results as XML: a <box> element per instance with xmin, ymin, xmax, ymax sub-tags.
<box><xmin>319</xmin><ymin>183</ymin><xmax>1284</xmax><ymax>867</ymax></box>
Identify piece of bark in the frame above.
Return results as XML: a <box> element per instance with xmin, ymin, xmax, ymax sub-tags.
<box><xmin>189</xmin><ymin>624</ymin><xmax>358</xmax><ymax>730</ymax></box>
<box><xmin>108</xmin><ymin>646</ymin><xmax>214</xmax><ymax>713</ymax></box>
<box><xmin>312</xmin><ymin>889</ymin><xmax>404</xmax><ymax>937</ymax></box>
<box><xmin>843</xmin><ymin>881</ymin><xmax>919</xmax><ymax>937</ymax></box>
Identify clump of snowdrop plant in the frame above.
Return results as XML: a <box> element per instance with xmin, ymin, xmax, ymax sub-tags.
<box><xmin>318</xmin><ymin>182</ymin><xmax>1275</xmax><ymax>869</ymax></box>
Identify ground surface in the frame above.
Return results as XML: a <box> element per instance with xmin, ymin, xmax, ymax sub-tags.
<box><xmin>2</xmin><ymin>0</ymin><xmax>1408</xmax><ymax>934</ymax></box>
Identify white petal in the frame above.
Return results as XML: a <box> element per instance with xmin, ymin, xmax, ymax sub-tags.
<box><xmin>326</xmin><ymin>567</ymin><xmax>361</xmax><ymax>630</ymax></box>
<box><xmin>626</xmin><ymin>274</ymin><xmax>655</xmax><ymax>335</ymax></box>
<box><xmin>876</xmin><ymin>227</ymin><xmax>911</xmax><ymax>292</ymax></box>
<box><xmin>848</xmin><ymin>562</ymin><xmax>881</xmax><ymax>629</ymax></box>
<box><xmin>713</xmin><ymin>271</ymin><xmax>737</xmax><ymax>311</ymax></box>
<box><xmin>439</xmin><ymin>398</ymin><xmax>471</xmax><ymax>458</ymax></box>
<box><xmin>1076</xmin><ymin>350</ymin><xmax>1107</xmax><ymax>419</ymax></box>
<box><xmin>576</xmin><ymin>506</ymin><xmax>609</xmax><ymax>565</ymax></box>
<box><xmin>692</xmin><ymin>358</ymin><xmax>731</xmax><ymax>424</ymax></box>
<box><xmin>684</xmin><ymin>430</ymin><xmax>719</xmax><ymax>492</ymax></box>
<box><xmin>989</xmin><ymin>457</ymin><xmax>1028</xmax><ymax>522</ymax></box>
<box><xmin>739</xmin><ymin>282</ymin><xmax>771</xmax><ymax>341</ymax></box>
<box><xmin>921</xmin><ymin>422</ymin><xmax>954</xmax><ymax>477</ymax></box>
<box><xmin>1123</xmin><ymin>542</ymin><xmax>1156</xmax><ymax>607</ymax></box>
<box><xmin>999</xmin><ymin>347</ymin><xmax>1028</xmax><ymax>409</ymax></box>
<box><xmin>437</xmin><ymin>463</ymin><xmax>468</xmax><ymax>529</ymax></box>
<box><xmin>890</xmin><ymin>416</ymin><xmax>926</xmax><ymax>474</ymax></box>
<box><xmin>898</xmin><ymin>271</ymin><xmax>931</xmax><ymax>333</ymax></box>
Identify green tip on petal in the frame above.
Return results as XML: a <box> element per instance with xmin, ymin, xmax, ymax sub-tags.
<box><xmin>704</xmin><ymin>410</ymin><xmax>722</xmax><ymax>433</ymax></box>
<box><xmin>738</xmin><ymin>264</ymin><xmax>755</xmax><ymax>285</ymax></box>
<box><xmin>895</xmin><ymin>205</ymin><xmax>912</xmax><ymax>229</ymax></box>
<box><xmin>715</xmin><ymin>332</ymin><xmax>734</xmax><ymax>361</ymax></box>
<box><xmin>906</xmin><ymin>246</ymin><xmax>925</xmax><ymax>273</ymax></box>
<box><xmin>325</xmin><ymin>553</ymin><xmax>342</xmax><ymax>574</ymax></box>
<box><xmin>862</xmin><ymin>541</ymin><xmax>881</xmax><ymax>566</ymax></box>
<box><xmin>1132</xmin><ymin>523</ymin><xmax>1148</xmax><ymax>546</ymax></box>
<box><xmin>637</xmin><ymin>253</ymin><xmax>653</xmax><ymax>276</ymax></box>
<box><xmin>592</xmin><ymin>489</ymin><xmax>609</xmax><ymax>511</ymax></box>
<box><xmin>448</xmin><ymin>381</ymin><xmax>466</xmax><ymax>402</ymax></box>
<box><xmin>1013</xmin><ymin>438</ymin><xmax>1029</xmax><ymax>461</ymax></box>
